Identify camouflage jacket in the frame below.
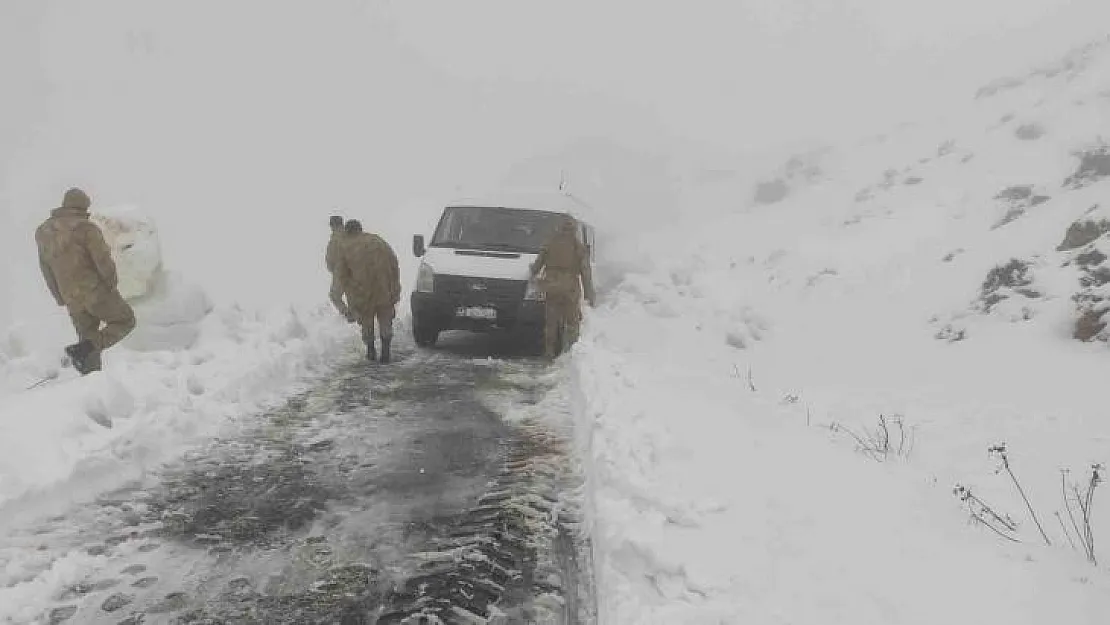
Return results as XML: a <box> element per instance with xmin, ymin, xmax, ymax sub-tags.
<box><xmin>35</xmin><ymin>205</ymin><xmax>119</xmax><ymax>308</ymax></box>
<box><xmin>326</xmin><ymin>231</ymin><xmax>344</xmax><ymax>273</ymax></box>
<box><xmin>334</xmin><ymin>232</ymin><xmax>401</xmax><ymax>310</ymax></box>
<box><xmin>531</xmin><ymin>229</ymin><xmax>595</xmax><ymax>303</ymax></box>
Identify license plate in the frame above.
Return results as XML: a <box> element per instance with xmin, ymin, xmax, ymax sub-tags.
<box><xmin>456</xmin><ymin>306</ymin><xmax>497</xmax><ymax>320</ymax></box>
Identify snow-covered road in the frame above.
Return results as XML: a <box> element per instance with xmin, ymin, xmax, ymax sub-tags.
<box><xmin>0</xmin><ymin>336</ymin><xmax>593</xmax><ymax>624</ymax></box>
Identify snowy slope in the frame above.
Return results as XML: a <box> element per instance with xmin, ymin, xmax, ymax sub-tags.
<box><xmin>573</xmin><ymin>36</ymin><xmax>1110</xmax><ymax>624</ymax></box>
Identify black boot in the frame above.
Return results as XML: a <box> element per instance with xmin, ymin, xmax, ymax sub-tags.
<box><xmin>366</xmin><ymin>340</ymin><xmax>377</xmax><ymax>362</ymax></box>
<box><xmin>65</xmin><ymin>340</ymin><xmax>96</xmax><ymax>375</ymax></box>
<box><xmin>379</xmin><ymin>336</ymin><xmax>392</xmax><ymax>364</ymax></box>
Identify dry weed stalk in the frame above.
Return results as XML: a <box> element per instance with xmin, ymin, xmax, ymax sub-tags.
<box><xmin>990</xmin><ymin>444</ymin><xmax>1051</xmax><ymax>546</ymax></box>
<box><xmin>831</xmin><ymin>414</ymin><xmax>915</xmax><ymax>462</ymax></box>
<box><xmin>954</xmin><ymin>484</ymin><xmax>1021</xmax><ymax>543</ymax></box>
<box><xmin>1061</xmin><ymin>464</ymin><xmax>1102</xmax><ymax>565</ymax></box>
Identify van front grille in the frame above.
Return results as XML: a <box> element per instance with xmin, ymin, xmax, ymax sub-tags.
<box><xmin>434</xmin><ymin>275</ymin><xmax>527</xmax><ymax>309</ymax></box>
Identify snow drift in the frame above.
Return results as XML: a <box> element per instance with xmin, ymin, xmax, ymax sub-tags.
<box><xmin>92</xmin><ymin>204</ymin><xmax>214</xmax><ymax>352</ymax></box>
<box><xmin>570</xmin><ymin>36</ymin><xmax>1110</xmax><ymax>623</ymax></box>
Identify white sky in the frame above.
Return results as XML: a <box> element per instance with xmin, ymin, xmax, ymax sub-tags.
<box><xmin>0</xmin><ymin>0</ymin><xmax>1107</xmax><ymax>320</ymax></box>
<box><xmin>389</xmin><ymin>0</ymin><xmax>1108</xmax><ymax>145</ymax></box>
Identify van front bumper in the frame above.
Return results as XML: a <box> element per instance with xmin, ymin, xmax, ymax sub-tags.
<box><xmin>411</xmin><ymin>284</ymin><xmax>545</xmax><ymax>333</ymax></box>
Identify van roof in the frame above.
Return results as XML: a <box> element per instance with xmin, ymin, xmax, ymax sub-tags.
<box><xmin>445</xmin><ymin>188</ymin><xmax>595</xmax><ymax>222</ymax></box>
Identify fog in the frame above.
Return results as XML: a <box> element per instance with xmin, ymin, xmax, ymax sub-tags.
<box><xmin>2</xmin><ymin>0</ymin><xmax>1107</xmax><ymax>326</ymax></box>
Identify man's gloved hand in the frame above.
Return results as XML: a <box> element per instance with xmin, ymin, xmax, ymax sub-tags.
<box><xmin>344</xmin><ymin>310</ymin><xmax>355</xmax><ymax>323</ymax></box>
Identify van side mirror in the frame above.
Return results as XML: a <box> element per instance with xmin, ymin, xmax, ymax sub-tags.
<box><xmin>413</xmin><ymin>235</ymin><xmax>426</xmax><ymax>258</ymax></box>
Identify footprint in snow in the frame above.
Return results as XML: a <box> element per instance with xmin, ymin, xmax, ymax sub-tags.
<box><xmin>148</xmin><ymin>591</ymin><xmax>190</xmax><ymax>613</ymax></box>
<box><xmin>59</xmin><ymin>578</ymin><xmax>121</xmax><ymax>600</ymax></box>
<box><xmin>121</xmin><ymin>564</ymin><xmax>147</xmax><ymax>576</ymax></box>
<box><xmin>101</xmin><ymin>592</ymin><xmax>133</xmax><ymax>612</ymax></box>
<box><xmin>47</xmin><ymin>606</ymin><xmax>77</xmax><ymax>624</ymax></box>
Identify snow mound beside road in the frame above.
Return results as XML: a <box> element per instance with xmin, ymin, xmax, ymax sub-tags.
<box><xmin>92</xmin><ymin>205</ymin><xmax>214</xmax><ymax>352</ymax></box>
<box><xmin>90</xmin><ymin>204</ymin><xmax>163</xmax><ymax>301</ymax></box>
<box><xmin>0</xmin><ymin>305</ymin><xmax>351</xmax><ymax>512</ymax></box>
<box><xmin>574</xmin><ymin>278</ymin><xmax>1110</xmax><ymax>624</ymax></box>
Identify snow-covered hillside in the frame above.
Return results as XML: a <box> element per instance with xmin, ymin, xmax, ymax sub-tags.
<box><xmin>573</xmin><ymin>36</ymin><xmax>1110</xmax><ymax>623</ymax></box>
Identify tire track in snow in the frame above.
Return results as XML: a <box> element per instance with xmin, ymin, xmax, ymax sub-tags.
<box><xmin>0</xmin><ymin>339</ymin><xmax>594</xmax><ymax>624</ymax></box>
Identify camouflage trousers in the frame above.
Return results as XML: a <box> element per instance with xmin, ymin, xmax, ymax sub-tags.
<box><xmin>67</xmin><ymin>288</ymin><xmax>137</xmax><ymax>370</ymax></box>
<box><xmin>543</xmin><ymin>294</ymin><xmax>581</xmax><ymax>358</ymax></box>
<box><xmin>355</xmin><ymin>304</ymin><xmax>395</xmax><ymax>345</ymax></box>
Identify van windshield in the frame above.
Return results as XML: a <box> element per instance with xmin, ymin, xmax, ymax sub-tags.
<box><xmin>430</xmin><ymin>206</ymin><xmax>565</xmax><ymax>254</ymax></box>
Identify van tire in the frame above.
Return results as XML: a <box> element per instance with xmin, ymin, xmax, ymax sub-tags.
<box><xmin>412</xmin><ymin>316</ymin><xmax>439</xmax><ymax>347</ymax></box>
<box><xmin>526</xmin><ymin>325</ymin><xmax>546</xmax><ymax>357</ymax></box>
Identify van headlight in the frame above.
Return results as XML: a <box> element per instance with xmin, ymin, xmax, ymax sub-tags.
<box><xmin>416</xmin><ymin>262</ymin><xmax>435</xmax><ymax>293</ymax></box>
<box><xmin>524</xmin><ymin>279</ymin><xmax>545</xmax><ymax>301</ymax></box>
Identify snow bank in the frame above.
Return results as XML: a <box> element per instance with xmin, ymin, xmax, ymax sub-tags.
<box><xmin>574</xmin><ymin>273</ymin><xmax>1110</xmax><ymax>623</ymax></box>
<box><xmin>90</xmin><ymin>204</ymin><xmax>164</xmax><ymax>301</ymax></box>
<box><xmin>0</xmin><ymin>304</ymin><xmax>352</xmax><ymax>512</ymax></box>
<box><xmin>570</xmin><ymin>37</ymin><xmax>1110</xmax><ymax>624</ymax></box>
<box><xmin>90</xmin><ymin>205</ymin><xmax>215</xmax><ymax>352</ymax></box>
<box><xmin>121</xmin><ymin>271</ymin><xmax>213</xmax><ymax>352</ymax></box>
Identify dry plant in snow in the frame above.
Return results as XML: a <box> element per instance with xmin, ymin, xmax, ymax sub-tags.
<box><xmin>830</xmin><ymin>414</ymin><xmax>915</xmax><ymax>462</ymax></box>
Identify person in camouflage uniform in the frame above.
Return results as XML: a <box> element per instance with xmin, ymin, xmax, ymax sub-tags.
<box><xmin>333</xmin><ymin>219</ymin><xmax>401</xmax><ymax>363</ymax></box>
<box><xmin>325</xmin><ymin>215</ymin><xmax>351</xmax><ymax>319</ymax></box>
<box><xmin>35</xmin><ymin>188</ymin><xmax>136</xmax><ymax>375</ymax></box>
<box><xmin>530</xmin><ymin>215</ymin><xmax>595</xmax><ymax>359</ymax></box>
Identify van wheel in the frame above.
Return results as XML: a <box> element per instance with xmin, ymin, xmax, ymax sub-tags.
<box><xmin>413</xmin><ymin>316</ymin><xmax>439</xmax><ymax>347</ymax></box>
<box><xmin>521</xmin><ymin>325</ymin><xmax>544</xmax><ymax>357</ymax></box>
